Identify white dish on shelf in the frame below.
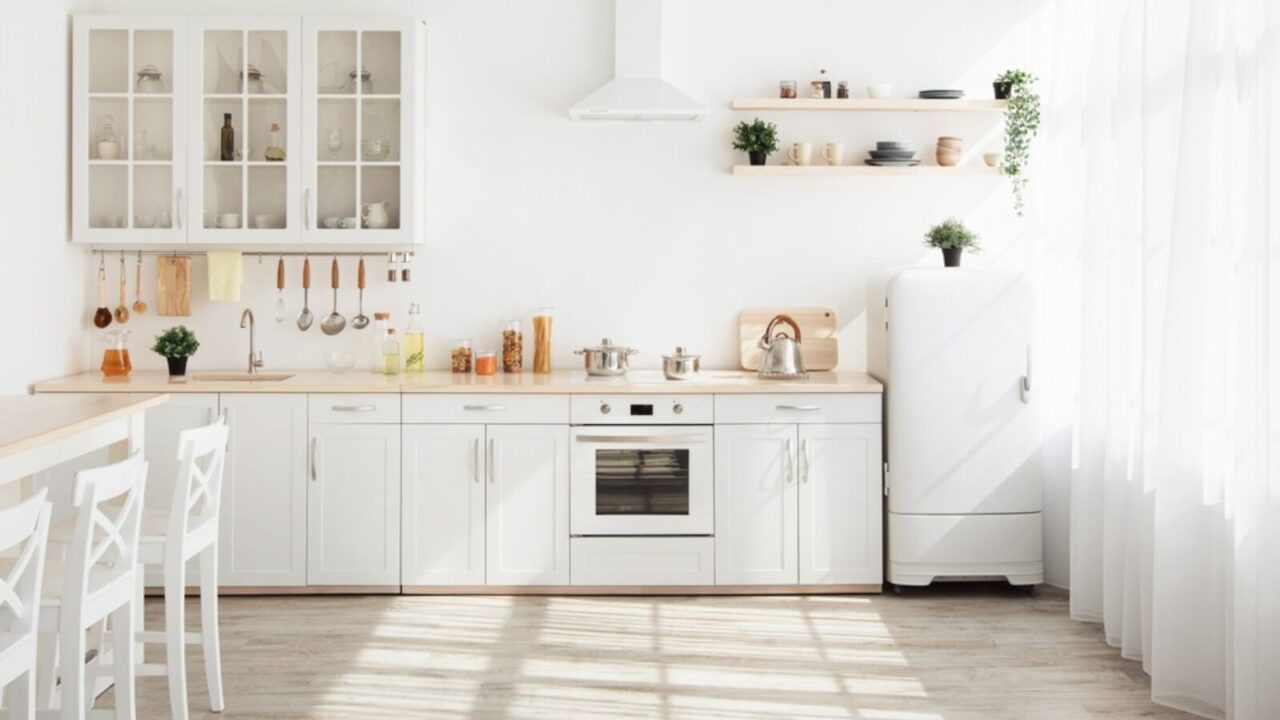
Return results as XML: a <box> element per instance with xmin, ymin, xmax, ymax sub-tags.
<box><xmin>867</xmin><ymin>83</ymin><xmax>893</xmax><ymax>99</ymax></box>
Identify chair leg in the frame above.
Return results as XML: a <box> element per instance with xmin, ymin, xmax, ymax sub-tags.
<box><xmin>58</xmin><ymin>621</ymin><xmax>86</xmax><ymax>720</ymax></box>
<box><xmin>111</xmin><ymin>603</ymin><xmax>136</xmax><ymax>720</ymax></box>
<box><xmin>9</xmin><ymin>667</ymin><xmax>35</xmax><ymax>720</ymax></box>
<box><xmin>164</xmin><ymin>563</ymin><xmax>189</xmax><ymax>720</ymax></box>
<box><xmin>199</xmin><ymin>547</ymin><xmax>224</xmax><ymax>713</ymax></box>
<box><xmin>36</xmin><ymin>631</ymin><xmax>57</xmax><ymax>710</ymax></box>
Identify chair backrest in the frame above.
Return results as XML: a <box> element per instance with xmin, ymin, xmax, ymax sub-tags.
<box><xmin>64</xmin><ymin>451</ymin><xmax>147</xmax><ymax>603</ymax></box>
<box><xmin>0</xmin><ymin>488</ymin><xmax>52</xmax><ymax>637</ymax></box>
<box><xmin>166</xmin><ymin>417</ymin><xmax>229</xmax><ymax>542</ymax></box>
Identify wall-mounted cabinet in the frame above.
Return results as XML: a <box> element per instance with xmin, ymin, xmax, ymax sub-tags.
<box><xmin>71</xmin><ymin>15</ymin><xmax>424</xmax><ymax>246</ymax></box>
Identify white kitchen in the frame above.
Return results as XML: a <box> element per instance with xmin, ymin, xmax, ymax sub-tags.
<box><xmin>0</xmin><ymin>0</ymin><xmax>1276</xmax><ymax>718</ymax></box>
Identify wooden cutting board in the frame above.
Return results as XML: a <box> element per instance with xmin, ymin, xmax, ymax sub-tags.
<box><xmin>156</xmin><ymin>256</ymin><xmax>191</xmax><ymax>317</ymax></box>
<box><xmin>739</xmin><ymin>307</ymin><xmax>838</xmax><ymax>371</ymax></box>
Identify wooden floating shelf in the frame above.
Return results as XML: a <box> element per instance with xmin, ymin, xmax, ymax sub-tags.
<box><xmin>731</xmin><ymin>165</ymin><xmax>1001</xmax><ymax>176</ymax></box>
<box><xmin>730</xmin><ymin>98</ymin><xmax>1007</xmax><ymax>112</ymax></box>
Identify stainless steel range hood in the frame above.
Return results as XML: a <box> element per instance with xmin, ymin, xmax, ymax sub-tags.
<box><xmin>569</xmin><ymin>0</ymin><xmax>706</xmax><ymax>121</ymax></box>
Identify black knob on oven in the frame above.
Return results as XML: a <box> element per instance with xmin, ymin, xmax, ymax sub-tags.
<box><xmin>600</xmin><ymin>403</ymin><xmax>612</xmax><ymax>414</ymax></box>
<box><xmin>673</xmin><ymin>403</ymin><xmax>684</xmax><ymax>415</ymax></box>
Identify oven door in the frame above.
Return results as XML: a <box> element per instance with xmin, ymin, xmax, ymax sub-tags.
<box><xmin>571</xmin><ymin>426</ymin><xmax>713</xmax><ymax>536</ymax></box>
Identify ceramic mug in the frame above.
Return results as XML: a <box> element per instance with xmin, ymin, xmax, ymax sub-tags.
<box><xmin>983</xmin><ymin>152</ymin><xmax>1003</xmax><ymax>168</ymax></box>
<box><xmin>216</xmin><ymin>212</ymin><xmax>240</xmax><ymax>229</ymax></box>
<box><xmin>788</xmin><ymin>142</ymin><xmax>813</xmax><ymax>166</ymax></box>
<box><xmin>339</xmin><ymin>217</ymin><xmax>359</xmax><ymax>229</ymax></box>
<box><xmin>822</xmin><ymin>142</ymin><xmax>844</xmax><ymax>166</ymax></box>
<box><xmin>97</xmin><ymin>141</ymin><xmax>119</xmax><ymax>160</ymax></box>
<box><xmin>323</xmin><ymin>217</ymin><xmax>340</xmax><ymax>229</ymax></box>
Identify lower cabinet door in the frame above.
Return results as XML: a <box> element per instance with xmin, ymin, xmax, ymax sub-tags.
<box><xmin>714</xmin><ymin>424</ymin><xmax>799</xmax><ymax>585</ymax></box>
<box><xmin>401</xmin><ymin>424</ymin><xmax>486</xmax><ymax>586</ymax></box>
<box><xmin>220</xmin><ymin>394</ymin><xmax>308</xmax><ymax>587</ymax></box>
<box><xmin>308</xmin><ymin>423</ymin><xmax>401</xmax><ymax>586</ymax></box>
<box><xmin>485</xmin><ymin>425</ymin><xmax>570</xmax><ymax>585</ymax></box>
<box><xmin>798</xmin><ymin>424</ymin><xmax>883</xmax><ymax>585</ymax></box>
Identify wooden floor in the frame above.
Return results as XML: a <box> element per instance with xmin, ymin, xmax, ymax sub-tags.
<box><xmin>103</xmin><ymin>584</ymin><xmax>1191</xmax><ymax>719</ymax></box>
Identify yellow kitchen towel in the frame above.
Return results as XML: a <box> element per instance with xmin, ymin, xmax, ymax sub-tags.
<box><xmin>206</xmin><ymin>251</ymin><xmax>243</xmax><ymax>302</ymax></box>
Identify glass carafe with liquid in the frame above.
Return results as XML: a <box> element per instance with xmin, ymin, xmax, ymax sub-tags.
<box><xmin>100</xmin><ymin>329</ymin><xmax>132</xmax><ymax>377</ymax></box>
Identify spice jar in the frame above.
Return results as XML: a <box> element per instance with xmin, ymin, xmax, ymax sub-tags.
<box><xmin>502</xmin><ymin>320</ymin><xmax>523</xmax><ymax>373</ymax></box>
<box><xmin>451</xmin><ymin>338</ymin><xmax>473</xmax><ymax>373</ymax></box>
<box><xmin>779</xmin><ymin>80</ymin><xmax>797</xmax><ymax>99</ymax></box>
<box><xmin>475</xmin><ymin>350</ymin><xmax>498</xmax><ymax>376</ymax></box>
<box><xmin>837</xmin><ymin>81</ymin><xmax>849</xmax><ymax>99</ymax></box>
<box><xmin>532</xmin><ymin>307</ymin><xmax>554</xmax><ymax>373</ymax></box>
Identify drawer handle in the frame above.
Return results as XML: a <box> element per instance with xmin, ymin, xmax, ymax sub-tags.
<box><xmin>785</xmin><ymin>437</ymin><xmax>795</xmax><ymax>483</ymax></box>
<box><xmin>776</xmin><ymin>404</ymin><xmax>821</xmax><ymax>411</ymax></box>
<box><xmin>331</xmin><ymin>405</ymin><xmax>377</xmax><ymax>412</ymax></box>
<box><xmin>464</xmin><ymin>404</ymin><xmax>508</xmax><ymax>412</ymax></box>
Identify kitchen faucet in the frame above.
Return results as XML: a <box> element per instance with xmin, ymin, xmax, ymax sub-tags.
<box><xmin>240</xmin><ymin>308</ymin><xmax>264</xmax><ymax>374</ymax></box>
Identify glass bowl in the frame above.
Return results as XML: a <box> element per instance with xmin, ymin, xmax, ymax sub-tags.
<box><xmin>324</xmin><ymin>351</ymin><xmax>357</xmax><ymax>373</ymax></box>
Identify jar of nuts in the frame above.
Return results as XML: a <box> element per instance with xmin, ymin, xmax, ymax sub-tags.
<box><xmin>450</xmin><ymin>338</ymin><xmax>473</xmax><ymax>373</ymax></box>
<box><xmin>502</xmin><ymin>320</ymin><xmax>523</xmax><ymax>372</ymax></box>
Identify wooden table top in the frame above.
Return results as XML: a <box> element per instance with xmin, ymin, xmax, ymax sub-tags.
<box><xmin>0</xmin><ymin>393</ymin><xmax>169</xmax><ymax>460</ymax></box>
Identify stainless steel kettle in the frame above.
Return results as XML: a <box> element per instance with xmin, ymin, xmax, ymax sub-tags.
<box><xmin>757</xmin><ymin>314</ymin><xmax>807</xmax><ymax>379</ymax></box>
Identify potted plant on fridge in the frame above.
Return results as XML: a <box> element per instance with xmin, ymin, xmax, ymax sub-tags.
<box><xmin>993</xmin><ymin>69</ymin><xmax>1041</xmax><ymax>216</ymax></box>
<box><xmin>732</xmin><ymin>118</ymin><xmax>779</xmax><ymax>166</ymax></box>
<box><xmin>924</xmin><ymin>218</ymin><xmax>981</xmax><ymax>267</ymax></box>
<box><xmin>152</xmin><ymin>325</ymin><xmax>200</xmax><ymax>377</ymax></box>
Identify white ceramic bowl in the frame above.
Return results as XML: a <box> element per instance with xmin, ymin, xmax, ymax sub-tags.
<box><xmin>867</xmin><ymin>83</ymin><xmax>893</xmax><ymax>99</ymax></box>
<box><xmin>324</xmin><ymin>351</ymin><xmax>357</xmax><ymax>373</ymax></box>
<box><xmin>135</xmin><ymin>215</ymin><xmax>156</xmax><ymax>229</ymax></box>
<box><xmin>983</xmin><ymin>152</ymin><xmax>1003</xmax><ymax>167</ymax></box>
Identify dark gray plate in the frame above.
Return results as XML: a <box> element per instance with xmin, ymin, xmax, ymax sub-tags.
<box><xmin>876</xmin><ymin>141</ymin><xmax>911</xmax><ymax>150</ymax></box>
<box><xmin>865</xmin><ymin>159</ymin><xmax>922</xmax><ymax>166</ymax></box>
<box><xmin>869</xmin><ymin>149</ymin><xmax>917</xmax><ymax>159</ymax></box>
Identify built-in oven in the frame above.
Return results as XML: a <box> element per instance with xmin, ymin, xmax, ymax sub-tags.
<box><xmin>570</xmin><ymin>395</ymin><xmax>714</xmax><ymax>537</ymax></box>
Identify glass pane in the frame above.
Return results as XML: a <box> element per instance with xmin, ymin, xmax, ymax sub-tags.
<box><xmin>133</xmin><ymin>165</ymin><xmax>173</xmax><ymax>229</ymax></box>
<box><xmin>318</xmin><ymin>166</ymin><xmax>356</xmax><ymax>229</ymax></box>
<box><xmin>360</xmin><ymin>167</ymin><xmax>399</xmax><ymax>229</ymax></box>
<box><xmin>317</xmin><ymin>31</ymin><xmax>356</xmax><ymax>95</ymax></box>
<box><xmin>595</xmin><ymin>449</ymin><xmax>690</xmax><ymax>516</ymax></box>
<box><xmin>89</xmin><ymin>30</ymin><xmax>128</xmax><ymax>93</ymax></box>
<box><xmin>247</xmin><ymin>30</ymin><xmax>287</xmax><ymax>95</ymax></box>
<box><xmin>248</xmin><ymin>166</ymin><xmax>286</xmax><ymax>229</ymax></box>
<box><xmin>89</xmin><ymin>98</ymin><xmax>128</xmax><ymax>160</ymax></box>
<box><xmin>317</xmin><ymin>100</ymin><xmax>355</xmax><ymax>161</ymax></box>
<box><xmin>247</xmin><ymin>98</ymin><xmax>286</xmax><ymax>162</ymax></box>
<box><xmin>133</xmin><ymin>30</ymin><xmax>173</xmax><ymax>94</ymax></box>
<box><xmin>360</xmin><ymin>99</ymin><xmax>398</xmax><ymax>162</ymax></box>
<box><xmin>132</xmin><ymin>98</ymin><xmax>172</xmax><ymax>161</ymax></box>
<box><xmin>88</xmin><ymin>166</ymin><xmax>127</xmax><ymax>228</ymax></box>
<box><xmin>204</xmin><ymin>99</ymin><xmax>243</xmax><ymax>161</ymax></box>
<box><xmin>361</xmin><ymin>31</ymin><xmax>400</xmax><ymax>94</ymax></box>
<box><xmin>204</xmin><ymin>30</ymin><xmax>243</xmax><ymax>94</ymax></box>
<box><xmin>203</xmin><ymin>166</ymin><xmax>243</xmax><ymax>229</ymax></box>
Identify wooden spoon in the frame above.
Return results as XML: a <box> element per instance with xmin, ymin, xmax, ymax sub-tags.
<box><xmin>131</xmin><ymin>253</ymin><xmax>147</xmax><ymax>314</ymax></box>
<box><xmin>113</xmin><ymin>253</ymin><xmax>130</xmax><ymax>323</ymax></box>
<box><xmin>93</xmin><ymin>256</ymin><xmax>112</xmax><ymax>328</ymax></box>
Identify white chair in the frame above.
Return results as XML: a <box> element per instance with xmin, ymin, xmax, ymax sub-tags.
<box><xmin>131</xmin><ymin>419</ymin><xmax>228</xmax><ymax>720</ymax></box>
<box><xmin>0</xmin><ymin>489</ymin><xmax>52</xmax><ymax>720</ymax></box>
<box><xmin>25</xmin><ymin>451</ymin><xmax>146</xmax><ymax>720</ymax></box>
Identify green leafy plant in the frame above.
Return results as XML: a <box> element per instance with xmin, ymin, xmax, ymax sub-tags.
<box><xmin>731</xmin><ymin>118</ymin><xmax>779</xmax><ymax>155</ymax></box>
<box><xmin>924</xmin><ymin>218</ymin><xmax>981</xmax><ymax>251</ymax></box>
<box><xmin>151</xmin><ymin>325</ymin><xmax>200</xmax><ymax>359</ymax></box>
<box><xmin>995</xmin><ymin>69</ymin><xmax>1041</xmax><ymax>216</ymax></box>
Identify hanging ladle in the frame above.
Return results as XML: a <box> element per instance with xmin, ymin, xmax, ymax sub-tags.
<box><xmin>321</xmin><ymin>256</ymin><xmax>346</xmax><ymax>335</ymax></box>
<box><xmin>351</xmin><ymin>255</ymin><xmax>370</xmax><ymax>329</ymax></box>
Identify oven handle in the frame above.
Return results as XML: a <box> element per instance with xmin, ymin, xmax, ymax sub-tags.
<box><xmin>574</xmin><ymin>434</ymin><xmax>709</xmax><ymax>444</ymax></box>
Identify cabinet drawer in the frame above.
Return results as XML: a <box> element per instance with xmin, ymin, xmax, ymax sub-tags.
<box><xmin>309</xmin><ymin>394</ymin><xmax>401</xmax><ymax>424</ymax></box>
<box><xmin>571</xmin><ymin>537</ymin><xmax>715</xmax><ymax>586</ymax></box>
<box><xmin>402</xmin><ymin>394</ymin><xmax>570</xmax><ymax>424</ymax></box>
<box><xmin>715</xmin><ymin>394</ymin><xmax>881</xmax><ymax>424</ymax></box>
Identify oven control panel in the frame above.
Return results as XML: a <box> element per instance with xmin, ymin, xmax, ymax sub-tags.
<box><xmin>570</xmin><ymin>395</ymin><xmax>713</xmax><ymax>424</ymax></box>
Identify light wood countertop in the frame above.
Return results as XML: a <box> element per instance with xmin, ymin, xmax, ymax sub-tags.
<box><xmin>0</xmin><ymin>393</ymin><xmax>169</xmax><ymax>460</ymax></box>
<box><xmin>32</xmin><ymin>370</ymin><xmax>882</xmax><ymax>395</ymax></box>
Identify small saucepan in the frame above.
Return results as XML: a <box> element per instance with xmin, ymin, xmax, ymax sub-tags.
<box><xmin>661</xmin><ymin>347</ymin><xmax>700</xmax><ymax>381</ymax></box>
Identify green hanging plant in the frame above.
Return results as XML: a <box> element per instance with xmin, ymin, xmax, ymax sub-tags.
<box><xmin>995</xmin><ymin>69</ymin><xmax>1041</xmax><ymax>216</ymax></box>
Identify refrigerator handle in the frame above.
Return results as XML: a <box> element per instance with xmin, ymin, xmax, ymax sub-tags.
<box><xmin>1020</xmin><ymin>345</ymin><xmax>1032</xmax><ymax>403</ymax></box>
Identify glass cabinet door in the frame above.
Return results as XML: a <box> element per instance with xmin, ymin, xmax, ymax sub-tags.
<box><xmin>73</xmin><ymin>17</ymin><xmax>187</xmax><ymax>244</ymax></box>
<box><xmin>188</xmin><ymin>18</ymin><xmax>301</xmax><ymax>243</ymax></box>
<box><xmin>303</xmin><ymin>18</ymin><xmax>421</xmax><ymax>244</ymax></box>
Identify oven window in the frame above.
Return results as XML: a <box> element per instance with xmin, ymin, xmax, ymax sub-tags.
<box><xmin>595</xmin><ymin>449</ymin><xmax>690</xmax><ymax>515</ymax></box>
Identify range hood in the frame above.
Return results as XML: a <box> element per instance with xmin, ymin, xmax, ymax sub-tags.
<box><xmin>569</xmin><ymin>0</ymin><xmax>705</xmax><ymax>121</ymax></box>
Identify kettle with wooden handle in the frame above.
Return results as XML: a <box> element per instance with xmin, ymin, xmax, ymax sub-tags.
<box><xmin>757</xmin><ymin>314</ymin><xmax>806</xmax><ymax>379</ymax></box>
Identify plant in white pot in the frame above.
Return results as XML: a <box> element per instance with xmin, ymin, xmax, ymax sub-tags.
<box><xmin>993</xmin><ymin>69</ymin><xmax>1041</xmax><ymax>216</ymax></box>
<box><xmin>152</xmin><ymin>325</ymin><xmax>200</xmax><ymax>376</ymax></box>
<box><xmin>924</xmin><ymin>218</ymin><xmax>981</xmax><ymax>267</ymax></box>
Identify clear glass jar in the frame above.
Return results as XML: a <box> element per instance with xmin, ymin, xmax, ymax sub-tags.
<box><xmin>532</xmin><ymin>307</ymin><xmax>554</xmax><ymax>373</ymax></box>
<box><xmin>136</xmin><ymin>64</ymin><xmax>163</xmax><ymax>93</ymax></box>
<box><xmin>779</xmin><ymin>80</ymin><xmax>797</xmax><ymax>99</ymax></box>
<box><xmin>371</xmin><ymin>312</ymin><xmax>391</xmax><ymax>372</ymax></box>
<box><xmin>836</xmin><ymin>80</ymin><xmax>849</xmax><ymax>99</ymax></box>
<box><xmin>451</xmin><ymin>338</ymin><xmax>473</xmax><ymax>373</ymax></box>
<box><xmin>381</xmin><ymin>329</ymin><xmax>401</xmax><ymax>376</ymax></box>
<box><xmin>100</xmin><ymin>329</ymin><xmax>132</xmax><ymax>377</ymax></box>
<box><xmin>404</xmin><ymin>303</ymin><xmax>425</xmax><ymax>373</ymax></box>
<box><xmin>502</xmin><ymin>320</ymin><xmax>523</xmax><ymax>373</ymax></box>
<box><xmin>475</xmin><ymin>350</ymin><xmax>498</xmax><ymax>376</ymax></box>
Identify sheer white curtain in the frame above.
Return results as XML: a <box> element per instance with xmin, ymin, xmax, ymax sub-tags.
<box><xmin>1034</xmin><ymin>0</ymin><xmax>1279</xmax><ymax>717</ymax></box>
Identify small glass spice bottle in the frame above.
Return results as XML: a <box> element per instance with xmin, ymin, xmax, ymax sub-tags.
<box><xmin>779</xmin><ymin>80</ymin><xmax>797</xmax><ymax>99</ymax></box>
<box><xmin>836</xmin><ymin>81</ymin><xmax>849</xmax><ymax>99</ymax></box>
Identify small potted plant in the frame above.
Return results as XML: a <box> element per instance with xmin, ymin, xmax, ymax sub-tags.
<box><xmin>993</xmin><ymin>69</ymin><xmax>1041</xmax><ymax>215</ymax></box>
<box><xmin>732</xmin><ymin>118</ymin><xmax>779</xmax><ymax>166</ymax></box>
<box><xmin>152</xmin><ymin>325</ymin><xmax>200</xmax><ymax>377</ymax></box>
<box><xmin>924</xmin><ymin>218</ymin><xmax>980</xmax><ymax>267</ymax></box>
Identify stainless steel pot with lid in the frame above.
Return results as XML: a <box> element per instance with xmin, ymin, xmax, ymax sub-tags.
<box><xmin>661</xmin><ymin>346</ymin><xmax>700</xmax><ymax>380</ymax></box>
<box><xmin>575</xmin><ymin>338</ymin><xmax>638</xmax><ymax>377</ymax></box>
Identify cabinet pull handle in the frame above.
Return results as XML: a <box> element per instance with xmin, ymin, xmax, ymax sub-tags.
<box><xmin>801</xmin><ymin>439</ymin><xmax>812</xmax><ymax>483</ymax></box>
<box><xmin>473</xmin><ymin>437</ymin><xmax>481</xmax><ymax>483</ymax></box>
<box><xmin>785</xmin><ymin>437</ymin><xmax>795</xmax><ymax>484</ymax></box>
<box><xmin>310</xmin><ymin>438</ymin><xmax>318</xmax><ymax>482</ymax></box>
<box><xmin>331</xmin><ymin>404</ymin><xmax>377</xmax><ymax>412</ymax></box>
<box><xmin>304</xmin><ymin>188</ymin><xmax>312</xmax><ymax>230</ymax></box>
<box><xmin>776</xmin><ymin>404</ymin><xmax>821</xmax><ymax>411</ymax></box>
<box><xmin>175</xmin><ymin>188</ymin><xmax>184</xmax><ymax>229</ymax></box>
<box><xmin>464</xmin><ymin>404</ymin><xmax>507</xmax><ymax>412</ymax></box>
<box><xmin>487</xmin><ymin>438</ymin><xmax>496</xmax><ymax>483</ymax></box>
<box><xmin>1020</xmin><ymin>345</ymin><xmax>1033</xmax><ymax>403</ymax></box>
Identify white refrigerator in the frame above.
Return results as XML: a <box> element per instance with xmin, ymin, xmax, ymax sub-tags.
<box><xmin>867</xmin><ymin>268</ymin><xmax>1042</xmax><ymax>587</ymax></box>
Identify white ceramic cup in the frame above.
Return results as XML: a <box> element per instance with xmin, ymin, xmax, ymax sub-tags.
<box><xmin>97</xmin><ymin>141</ymin><xmax>120</xmax><ymax>160</ymax></box>
<box><xmin>983</xmin><ymin>152</ymin><xmax>1003</xmax><ymax>167</ymax></box>
<box><xmin>822</xmin><ymin>142</ymin><xmax>844</xmax><ymax>166</ymax></box>
<box><xmin>867</xmin><ymin>83</ymin><xmax>892</xmax><ymax>99</ymax></box>
<box><xmin>216</xmin><ymin>212</ymin><xmax>240</xmax><ymax>228</ymax></box>
<box><xmin>135</xmin><ymin>215</ymin><xmax>156</xmax><ymax>229</ymax></box>
<box><xmin>339</xmin><ymin>216</ymin><xmax>359</xmax><ymax>229</ymax></box>
<box><xmin>788</xmin><ymin>142</ymin><xmax>813</xmax><ymax>166</ymax></box>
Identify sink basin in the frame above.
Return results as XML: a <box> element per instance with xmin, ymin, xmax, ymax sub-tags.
<box><xmin>191</xmin><ymin>373</ymin><xmax>295</xmax><ymax>383</ymax></box>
